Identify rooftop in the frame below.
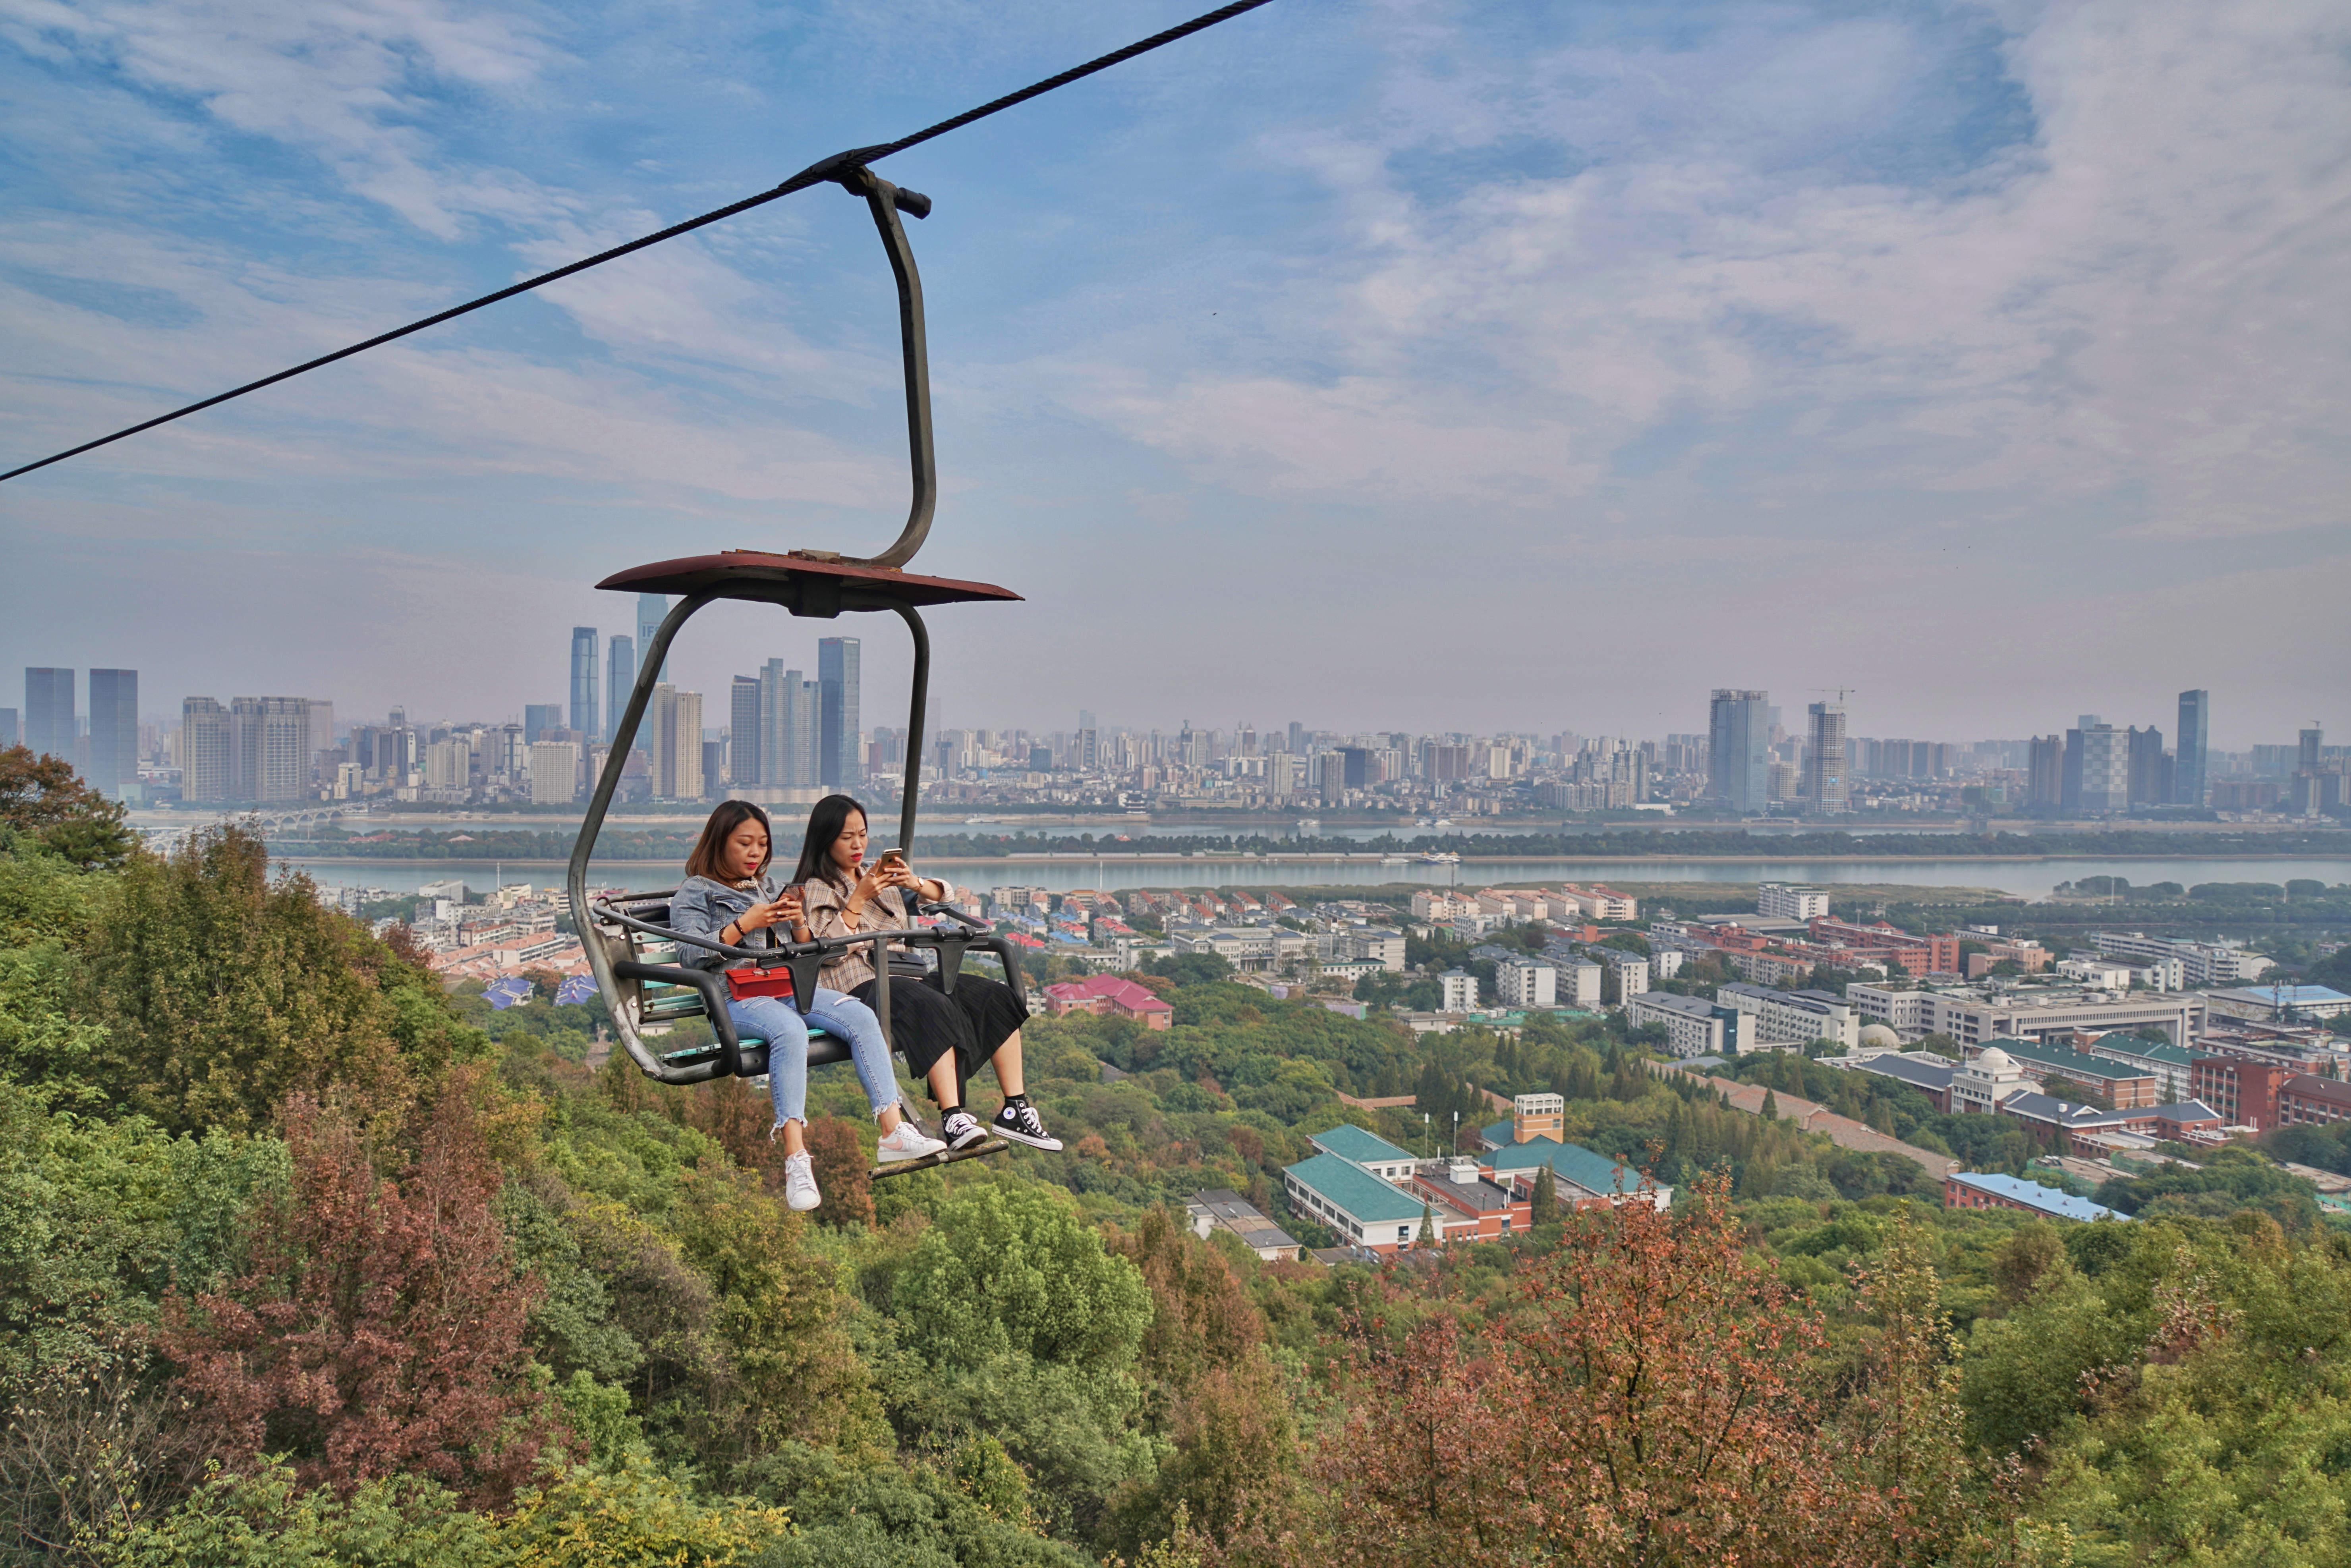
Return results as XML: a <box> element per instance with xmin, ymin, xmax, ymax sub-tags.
<box><xmin>1309</xmin><ymin>1124</ymin><xmax>1416</xmax><ymax>1166</ymax></box>
<box><xmin>2210</xmin><ymin>985</ymin><xmax>2351</xmax><ymax>1008</ymax></box>
<box><xmin>1950</xmin><ymin>1170</ymin><xmax>2126</xmax><ymax>1222</ymax></box>
<box><xmin>1488</xmin><ymin>1137</ymin><xmax>1647</xmax><ymax>1199</ymax></box>
<box><xmin>1285</xmin><ymin>1152</ymin><xmax>1428</xmax><ymax>1224</ymax></box>
<box><xmin>1988</xmin><ymin>1038</ymin><xmax>2157</xmax><ymax>1083</ymax></box>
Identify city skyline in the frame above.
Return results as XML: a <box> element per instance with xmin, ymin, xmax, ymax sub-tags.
<box><xmin>4</xmin><ymin>1</ymin><xmax>2346</xmax><ymax>737</ymax></box>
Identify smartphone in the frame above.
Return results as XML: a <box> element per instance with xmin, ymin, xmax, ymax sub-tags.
<box><xmin>875</xmin><ymin>848</ymin><xmax>907</xmax><ymax>869</ymax></box>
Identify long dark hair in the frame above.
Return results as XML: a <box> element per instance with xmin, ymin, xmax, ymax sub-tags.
<box><xmin>790</xmin><ymin>794</ymin><xmax>870</xmax><ymax>891</ymax></box>
<box><xmin>685</xmin><ymin>799</ymin><xmax>773</xmax><ymax>884</ymax></box>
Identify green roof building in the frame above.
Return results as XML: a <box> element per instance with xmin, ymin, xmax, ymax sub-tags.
<box><xmin>1308</xmin><ymin>1124</ymin><xmax>1419</xmax><ymax>1180</ymax></box>
<box><xmin>1283</xmin><ymin>1152</ymin><xmax>1431</xmax><ymax>1254</ymax></box>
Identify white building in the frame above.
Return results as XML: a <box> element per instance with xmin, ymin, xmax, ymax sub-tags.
<box><xmin>1497</xmin><ymin>958</ymin><xmax>1556</xmax><ymax>1009</ymax></box>
<box><xmin>2057</xmin><ymin>958</ymin><xmax>2135</xmax><ymax>989</ymax></box>
<box><xmin>1557</xmin><ymin>959</ymin><xmax>1603</xmax><ymax>1008</ymax></box>
<box><xmin>1560</xmin><ymin>884</ymin><xmax>1638</xmax><ymax>921</ymax></box>
<box><xmin>1626</xmin><ymin>991</ymin><xmax>1749</xmax><ymax>1058</ymax></box>
<box><xmin>1342</xmin><ymin>928</ymin><xmax>1408</xmax><ymax>971</ymax></box>
<box><xmin>1948</xmin><ymin>1045</ymin><xmax>2034</xmax><ymax>1114</ymax></box>
<box><xmin>1715</xmin><ymin>982</ymin><xmax>1860</xmax><ymax>1050</ymax></box>
<box><xmin>529</xmin><ymin>741</ymin><xmax>580</xmax><ymax>806</ymax></box>
<box><xmin>2090</xmin><ymin>931</ymin><xmax>2274</xmax><ymax>986</ymax></box>
<box><xmin>1847</xmin><ymin>980</ymin><xmax>2208</xmax><ymax>1049</ymax></box>
<box><xmin>1591</xmin><ymin>948</ymin><xmax>1650</xmax><ymax>1000</ymax></box>
<box><xmin>1440</xmin><ymin>969</ymin><xmax>1480</xmax><ymax>1012</ymax></box>
<box><xmin>1757</xmin><ymin>882</ymin><xmax>1831</xmax><ymax>921</ymax></box>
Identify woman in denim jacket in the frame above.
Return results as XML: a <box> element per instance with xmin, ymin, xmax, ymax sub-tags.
<box><xmin>669</xmin><ymin>800</ymin><xmax>944</xmax><ymax>1210</ymax></box>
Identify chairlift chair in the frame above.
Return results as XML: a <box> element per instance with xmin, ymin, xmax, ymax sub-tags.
<box><xmin>565</xmin><ymin>166</ymin><xmax>1028</xmax><ymax>1177</ymax></box>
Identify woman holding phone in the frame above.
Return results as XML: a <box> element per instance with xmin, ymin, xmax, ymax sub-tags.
<box><xmin>784</xmin><ymin>794</ymin><xmax>1061</xmax><ymax>1154</ymax></box>
<box><xmin>669</xmin><ymin>800</ymin><xmax>946</xmax><ymax>1211</ymax></box>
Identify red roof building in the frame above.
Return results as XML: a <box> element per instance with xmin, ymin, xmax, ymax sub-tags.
<box><xmin>2278</xmin><ymin>1074</ymin><xmax>2351</xmax><ymax>1129</ymax></box>
<box><xmin>1041</xmin><ymin>974</ymin><xmax>1175</xmax><ymax>1029</ymax></box>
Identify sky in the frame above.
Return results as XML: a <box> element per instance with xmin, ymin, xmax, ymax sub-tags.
<box><xmin>2</xmin><ymin>0</ymin><xmax>2347</xmax><ymax>750</ymax></box>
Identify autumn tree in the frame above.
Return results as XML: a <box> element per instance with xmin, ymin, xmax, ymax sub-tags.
<box><xmin>1317</xmin><ymin>1174</ymin><xmax>1889</xmax><ymax>1568</ymax></box>
<box><xmin>161</xmin><ymin>1086</ymin><xmax>569</xmax><ymax>1503</ymax></box>
<box><xmin>0</xmin><ymin>746</ymin><xmax>133</xmax><ymax>869</ymax></box>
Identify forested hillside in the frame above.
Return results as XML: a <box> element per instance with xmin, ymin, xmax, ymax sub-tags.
<box><xmin>4</xmin><ymin>753</ymin><xmax>2349</xmax><ymax>1565</ymax></box>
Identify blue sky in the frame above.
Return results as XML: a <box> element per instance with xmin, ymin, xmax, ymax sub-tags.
<box><xmin>2</xmin><ymin>0</ymin><xmax>2346</xmax><ymax>747</ymax></box>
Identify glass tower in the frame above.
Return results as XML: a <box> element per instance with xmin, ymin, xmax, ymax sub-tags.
<box><xmin>2175</xmin><ymin>690</ymin><xmax>2209</xmax><ymax>806</ymax></box>
<box><xmin>1803</xmin><ymin>701</ymin><xmax>1848</xmax><ymax>815</ymax></box>
<box><xmin>818</xmin><ymin>637</ymin><xmax>861</xmax><ymax>791</ymax></box>
<box><xmin>569</xmin><ymin>628</ymin><xmax>599</xmax><ymax>741</ymax></box>
<box><xmin>23</xmin><ymin>668</ymin><xmax>74</xmax><ymax>765</ymax></box>
<box><xmin>606</xmin><ymin>635</ymin><xmax>636</xmax><ymax>743</ymax></box>
<box><xmin>1707</xmin><ymin>689</ymin><xmax>1770</xmax><ymax>813</ymax></box>
<box><xmin>636</xmin><ymin>594</ymin><xmax>668</xmax><ymax>685</ymax></box>
<box><xmin>87</xmin><ymin>668</ymin><xmax>138</xmax><ymax>799</ymax></box>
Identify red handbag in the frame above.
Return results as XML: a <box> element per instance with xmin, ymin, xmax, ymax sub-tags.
<box><xmin>726</xmin><ymin>967</ymin><xmax>795</xmax><ymax>1002</ymax></box>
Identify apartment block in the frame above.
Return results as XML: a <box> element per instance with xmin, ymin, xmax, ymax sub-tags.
<box><xmin>1848</xmin><ymin>981</ymin><xmax>2207</xmax><ymax>1050</ymax></box>
<box><xmin>1716</xmin><ymin>982</ymin><xmax>1859</xmax><ymax>1050</ymax></box>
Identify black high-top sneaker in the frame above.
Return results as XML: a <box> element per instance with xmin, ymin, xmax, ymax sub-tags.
<box><xmin>989</xmin><ymin>1096</ymin><xmax>1063</xmax><ymax>1151</ymax></box>
<box><xmin>939</xmin><ymin>1107</ymin><xmax>988</xmax><ymax>1151</ymax></box>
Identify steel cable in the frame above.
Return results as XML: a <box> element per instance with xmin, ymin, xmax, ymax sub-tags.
<box><xmin>0</xmin><ymin>0</ymin><xmax>1277</xmax><ymax>485</ymax></box>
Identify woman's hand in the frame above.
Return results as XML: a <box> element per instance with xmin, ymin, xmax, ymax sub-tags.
<box><xmin>738</xmin><ymin>889</ymin><xmax>800</xmax><ymax>935</ymax></box>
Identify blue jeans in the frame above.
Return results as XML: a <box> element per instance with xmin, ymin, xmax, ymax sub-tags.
<box><xmin>724</xmin><ymin>989</ymin><xmax>899</xmax><ymax>1130</ymax></box>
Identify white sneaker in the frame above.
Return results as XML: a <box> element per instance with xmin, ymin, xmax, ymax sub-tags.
<box><xmin>783</xmin><ymin>1152</ymin><xmax>821</xmax><ymax>1212</ymax></box>
<box><xmin>876</xmin><ymin>1120</ymin><xmax>949</xmax><ymax>1163</ymax></box>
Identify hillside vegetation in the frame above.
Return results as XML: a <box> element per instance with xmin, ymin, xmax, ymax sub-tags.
<box><xmin>3</xmin><ymin>756</ymin><xmax>2347</xmax><ymax>1566</ymax></box>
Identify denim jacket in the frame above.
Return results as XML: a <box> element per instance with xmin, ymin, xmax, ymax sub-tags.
<box><xmin>667</xmin><ymin>873</ymin><xmax>784</xmax><ymax>972</ymax></box>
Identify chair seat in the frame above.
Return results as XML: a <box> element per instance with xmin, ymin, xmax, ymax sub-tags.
<box><xmin>657</xmin><ymin>1027</ymin><xmax>848</xmax><ymax>1074</ymax></box>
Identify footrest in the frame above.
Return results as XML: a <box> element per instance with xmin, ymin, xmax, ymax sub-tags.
<box><xmin>870</xmin><ymin>1139</ymin><xmax>1012</xmax><ymax>1180</ymax></box>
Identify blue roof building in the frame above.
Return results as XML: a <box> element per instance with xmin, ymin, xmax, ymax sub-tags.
<box><xmin>1945</xmin><ymin>1169</ymin><xmax>2127</xmax><ymax>1222</ymax></box>
<box><xmin>1309</xmin><ymin>1124</ymin><xmax>1419</xmax><ymax>1180</ymax></box>
<box><xmin>1283</xmin><ymin>1152</ymin><xmax>1431</xmax><ymax>1254</ymax></box>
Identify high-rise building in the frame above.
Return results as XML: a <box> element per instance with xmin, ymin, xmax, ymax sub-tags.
<box><xmin>2301</xmin><ymin>726</ymin><xmax>2324</xmax><ymax>774</ymax></box>
<box><xmin>1708</xmin><ymin>689</ymin><xmax>1770</xmax><ymax>813</ymax></box>
<box><xmin>231</xmin><ymin>697</ymin><xmax>312</xmax><ymax>802</ymax></box>
<box><xmin>760</xmin><ymin>661</ymin><xmax>818</xmax><ymax>790</ymax></box>
<box><xmin>1287</xmin><ymin>721</ymin><xmax>1304</xmax><ymax>755</ymax></box>
<box><xmin>2028</xmin><ymin>735</ymin><xmax>2064</xmax><ymax>810</ymax></box>
<box><xmin>86</xmin><ymin>668</ymin><xmax>138</xmax><ymax>799</ymax></box>
<box><xmin>649</xmin><ymin>685</ymin><xmax>703</xmax><ymax>800</ymax></box>
<box><xmin>306</xmin><ymin>701</ymin><xmax>334</xmax><ymax>778</ymax></box>
<box><xmin>2127</xmin><ymin>725</ymin><xmax>2167</xmax><ymax>808</ymax></box>
<box><xmin>570</xmin><ymin>628</ymin><xmax>599</xmax><ymax>741</ymax></box>
<box><xmin>1078</xmin><ymin>711</ymin><xmax>1100</xmax><ymax>771</ymax></box>
<box><xmin>730</xmin><ymin>675</ymin><xmax>763</xmax><ymax>786</ymax></box>
<box><xmin>606</xmin><ymin>635</ymin><xmax>636</xmax><ymax>742</ymax></box>
<box><xmin>182</xmin><ymin>697</ymin><xmax>234</xmax><ymax>803</ymax></box>
<box><xmin>524</xmin><ymin>704</ymin><xmax>563</xmax><ymax>745</ymax></box>
<box><xmin>529</xmin><ymin>742</ymin><xmax>580</xmax><ymax>806</ymax></box>
<box><xmin>1803</xmin><ymin>701</ymin><xmax>1848</xmax><ymax>815</ymax></box>
<box><xmin>818</xmin><ymin>637</ymin><xmax>861</xmax><ymax>791</ymax></box>
<box><xmin>2064</xmin><ymin>719</ymin><xmax>2130</xmax><ymax>814</ymax></box>
<box><xmin>2175</xmin><ymin>690</ymin><xmax>2209</xmax><ymax>806</ymax></box>
<box><xmin>24</xmin><ymin>668</ymin><xmax>74</xmax><ymax>765</ymax></box>
<box><xmin>0</xmin><ymin>709</ymin><xmax>17</xmax><ymax>749</ymax></box>
<box><xmin>637</xmin><ymin>594</ymin><xmax>669</xmax><ymax>685</ymax></box>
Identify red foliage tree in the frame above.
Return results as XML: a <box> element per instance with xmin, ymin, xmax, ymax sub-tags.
<box><xmin>161</xmin><ymin>1085</ymin><xmax>571</xmax><ymax>1503</ymax></box>
<box><xmin>1315</xmin><ymin>1173</ymin><xmax>1890</xmax><ymax>1568</ymax></box>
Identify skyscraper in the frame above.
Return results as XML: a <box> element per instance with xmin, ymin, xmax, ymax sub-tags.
<box><xmin>2175</xmin><ymin>690</ymin><xmax>2209</xmax><ymax>806</ymax></box>
<box><xmin>637</xmin><ymin>595</ymin><xmax>669</xmax><ymax>685</ymax></box>
<box><xmin>523</xmin><ymin>704</ymin><xmax>563</xmax><ymax>744</ymax></box>
<box><xmin>1287</xmin><ymin>721</ymin><xmax>1305</xmax><ymax>755</ymax></box>
<box><xmin>182</xmin><ymin>697</ymin><xmax>234</xmax><ymax>803</ymax></box>
<box><xmin>231</xmin><ymin>697</ymin><xmax>312</xmax><ymax>802</ymax></box>
<box><xmin>2064</xmin><ymin>719</ymin><xmax>2130</xmax><ymax>814</ymax></box>
<box><xmin>649</xmin><ymin>685</ymin><xmax>703</xmax><ymax>800</ymax></box>
<box><xmin>570</xmin><ymin>628</ymin><xmax>599</xmax><ymax>741</ymax></box>
<box><xmin>760</xmin><ymin>661</ymin><xmax>819</xmax><ymax>790</ymax></box>
<box><xmin>0</xmin><ymin>709</ymin><xmax>17</xmax><ymax>749</ymax></box>
<box><xmin>606</xmin><ymin>634</ymin><xmax>636</xmax><ymax>742</ymax></box>
<box><xmin>2028</xmin><ymin>735</ymin><xmax>2064</xmax><ymax>811</ymax></box>
<box><xmin>818</xmin><ymin>637</ymin><xmax>860</xmax><ymax>791</ymax></box>
<box><xmin>24</xmin><ymin>668</ymin><xmax>74</xmax><ymax>764</ymax></box>
<box><xmin>730</xmin><ymin>676</ymin><xmax>763</xmax><ymax>786</ymax></box>
<box><xmin>1708</xmin><ymin>689</ymin><xmax>1771</xmax><ymax>813</ymax></box>
<box><xmin>1803</xmin><ymin>701</ymin><xmax>1848</xmax><ymax>815</ymax></box>
<box><xmin>2127</xmin><ymin>725</ymin><xmax>2167</xmax><ymax>808</ymax></box>
<box><xmin>87</xmin><ymin>669</ymin><xmax>138</xmax><ymax>799</ymax></box>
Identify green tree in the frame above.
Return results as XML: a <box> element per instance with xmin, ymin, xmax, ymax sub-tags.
<box><xmin>0</xmin><ymin>747</ymin><xmax>134</xmax><ymax>870</ymax></box>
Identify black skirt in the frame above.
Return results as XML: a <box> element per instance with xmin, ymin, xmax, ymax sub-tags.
<box><xmin>852</xmin><ymin>971</ymin><xmax>1026</xmax><ymax>1097</ymax></box>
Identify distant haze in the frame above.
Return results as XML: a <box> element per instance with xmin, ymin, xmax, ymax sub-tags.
<box><xmin>3</xmin><ymin>0</ymin><xmax>2346</xmax><ymax>744</ymax></box>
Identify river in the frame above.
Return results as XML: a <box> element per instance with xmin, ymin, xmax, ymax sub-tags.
<box><xmin>279</xmin><ymin>853</ymin><xmax>2351</xmax><ymax>901</ymax></box>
